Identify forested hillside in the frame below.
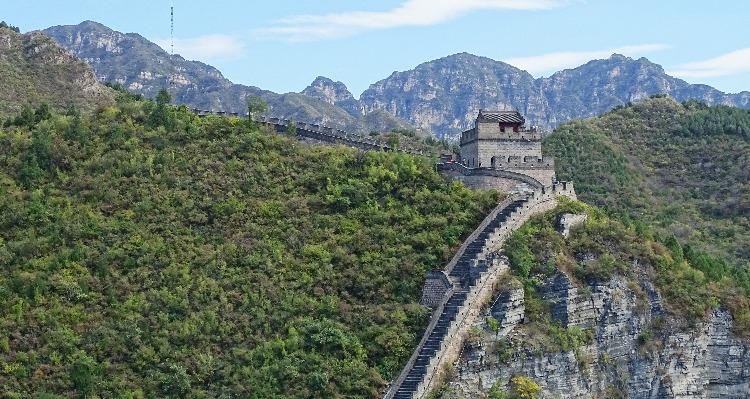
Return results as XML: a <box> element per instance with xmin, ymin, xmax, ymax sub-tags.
<box><xmin>545</xmin><ymin>97</ymin><xmax>750</xmax><ymax>270</ymax></box>
<box><xmin>0</xmin><ymin>89</ymin><xmax>498</xmax><ymax>398</ymax></box>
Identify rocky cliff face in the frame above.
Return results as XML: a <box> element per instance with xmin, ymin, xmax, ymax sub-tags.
<box><xmin>359</xmin><ymin>53</ymin><xmax>548</xmax><ymax>138</ymax></box>
<box><xmin>538</xmin><ymin>55</ymin><xmax>750</xmax><ymax>127</ymax></box>
<box><xmin>302</xmin><ymin>76</ymin><xmax>361</xmax><ymax>117</ymax></box>
<box><xmin>447</xmin><ymin>271</ymin><xmax>750</xmax><ymax>398</ymax></box>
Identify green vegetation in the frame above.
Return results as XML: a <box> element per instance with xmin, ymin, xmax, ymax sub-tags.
<box><xmin>0</xmin><ymin>92</ymin><xmax>498</xmax><ymax>397</ymax></box>
<box><xmin>367</xmin><ymin>127</ymin><xmax>454</xmax><ymax>156</ymax></box>
<box><xmin>0</xmin><ymin>27</ymin><xmax>115</xmax><ymax>118</ymax></box>
<box><xmin>504</xmin><ymin>200</ymin><xmax>750</xmax><ymax>336</ymax></box>
<box><xmin>544</xmin><ymin>97</ymin><xmax>750</xmax><ymax>271</ymax></box>
<box><xmin>246</xmin><ymin>96</ymin><xmax>269</xmax><ymax>121</ymax></box>
<box><xmin>487</xmin><ymin>376</ymin><xmax>541</xmax><ymax>399</ymax></box>
<box><xmin>0</xmin><ymin>21</ymin><xmax>20</xmax><ymax>33</ymax></box>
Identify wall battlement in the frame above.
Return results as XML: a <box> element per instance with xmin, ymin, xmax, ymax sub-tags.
<box><xmin>492</xmin><ymin>155</ymin><xmax>555</xmax><ymax>169</ymax></box>
<box><xmin>451</xmin><ymin>110</ymin><xmax>557</xmax><ymax>190</ymax></box>
<box><xmin>461</xmin><ymin>127</ymin><xmax>542</xmax><ymax>144</ymax></box>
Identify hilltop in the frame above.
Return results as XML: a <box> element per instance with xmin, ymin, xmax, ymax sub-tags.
<box><xmin>544</xmin><ymin>96</ymin><xmax>750</xmax><ymax>270</ymax></box>
<box><xmin>0</xmin><ymin>91</ymin><xmax>497</xmax><ymax>397</ymax></box>
<box><xmin>0</xmin><ymin>24</ymin><xmax>114</xmax><ymax>118</ymax></box>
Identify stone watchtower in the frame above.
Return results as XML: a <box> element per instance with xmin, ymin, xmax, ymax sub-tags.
<box><xmin>462</xmin><ymin>110</ymin><xmax>555</xmax><ymax>185</ymax></box>
<box><xmin>460</xmin><ymin>110</ymin><xmax>545</xmax><ymax>168</ymax></box>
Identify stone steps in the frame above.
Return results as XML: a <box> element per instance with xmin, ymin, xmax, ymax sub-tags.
<box><xmin>386</xmin><ymin>197</ymin><xmax>530</xmax><ymax>399</ymax></box>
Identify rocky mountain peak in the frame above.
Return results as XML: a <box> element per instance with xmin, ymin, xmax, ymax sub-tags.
<box><xmin>40</xmin><ymin>21</ymin><xmax>750</xmax><ymax>140</ymax></box>
<box><xmin>301</xmin><ymin>76</ymin><xmax>361</xmax><ymax>116</ymax></box>
<box><xmin>360</xmin><ymin>52</ymin><xmax>542</xmax><ymax>137</ymax></box>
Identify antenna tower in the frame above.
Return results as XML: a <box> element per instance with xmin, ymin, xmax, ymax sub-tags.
<box><xmin>171</xmin><ymin>0</ymin><xmax>174</xmax><ymax>57</ymax></box>
<box><xmin>168</xmin><ymin>0</ymin><xmax>175</xmax><ymax>97</ymax></box>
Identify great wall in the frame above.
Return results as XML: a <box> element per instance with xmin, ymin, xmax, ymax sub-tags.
<box><xmin>200</xmin><ymin>108</ymin><xmax>576</xmax><ymax>398</ymax></box>
<box><xmin>192</xmin><ymin>109</ymin><xmax>425</xmax><ymax>155</ymax></box>
<box><xmin>384</xmin><ymin>110</ymin><xmax>576</xmax><ymax>399</ymax></box>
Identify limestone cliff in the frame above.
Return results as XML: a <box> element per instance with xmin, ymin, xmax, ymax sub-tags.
<box><xmin>437</xmin><ymin>213</ymin><xmax>750</xmax><ymax>399</ymax></box>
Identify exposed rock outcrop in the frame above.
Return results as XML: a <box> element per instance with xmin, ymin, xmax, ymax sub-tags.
<box><xmin>302</xmin><ymin>76</ymin><xmax>361</xmax><ymax>117</ymax></box>
<box><xmin>450</xmin><ymin>273</ymin><xmax>750</xmax><ymax>398</ymax></box>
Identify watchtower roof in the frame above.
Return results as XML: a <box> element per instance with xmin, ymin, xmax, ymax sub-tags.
<box><xmin>478</xmin><ymin>110</ymin><xmax>525</xmax><ymax>125</ymax></box>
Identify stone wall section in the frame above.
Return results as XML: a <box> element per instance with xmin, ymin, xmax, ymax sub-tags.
<box><xmin>557</xmin><ymin>213</ymin><xmax>588</xmax><ymax>238</ymax></box>
<box><xmin>420</xmin><ymin>271</ymin><xmax>453</xmax><ymax>308</ymax></box>
<box><xmin>435</xmin><ymin>162</ymin><xmax>573</xmax><ymax>200</ymax></box>
<box><xmin>383</xmin><ymin>189</ymin><xmax>571</xmax><ymax>399</ymax></box>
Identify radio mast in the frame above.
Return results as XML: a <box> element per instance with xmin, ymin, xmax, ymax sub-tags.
<box><xmin>168</xmin><ymin>0</ymin><xmax>175</xmax><ymax>98</ymax></box>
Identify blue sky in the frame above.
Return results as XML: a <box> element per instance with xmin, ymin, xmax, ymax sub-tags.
<box><xmin>5</xmin><ymin>0</ymin><xmax>750</xmax><ymax>96</ymax></box>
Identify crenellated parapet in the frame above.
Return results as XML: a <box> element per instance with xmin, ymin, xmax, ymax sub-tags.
<box><xmin>460</xmin><ymin>127</ymin><xmax>542</xmax><ymax>144</ymax></box>
<box><xmin>459</xmin><ymin>110</ymin><xmax>546</xmax><ymax>168</ymax></box>
<box><xmin>491</xmin><ymin>155</ymin><xmax>555</xmax><ymax>170</ymax></box>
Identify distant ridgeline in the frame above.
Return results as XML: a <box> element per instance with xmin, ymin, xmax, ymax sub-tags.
<box><xmin>190</xmin><ymin>108</ymin><xmax>425</xmax><ymax>156</ymax></box>
<box><xmin>437</xmin><ymin>110</ymin><xmax>567</xmax><ymax>195</ymax></box>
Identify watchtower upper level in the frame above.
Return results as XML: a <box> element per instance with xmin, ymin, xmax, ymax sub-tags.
<box><xmin>460</xmin><ymin>110</ymin><xmax>541</xmax><ymax>144</ymax></box>
<box><xmin>459</xmin><ymin>110</ymin><xmax>545</xmax><ymax>168</ymax></box>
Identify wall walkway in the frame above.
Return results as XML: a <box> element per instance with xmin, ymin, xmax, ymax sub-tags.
<box><xmin>384</xmin><ymin>188</ymin><xmax>574</xmax><ymax>399</ymax></box>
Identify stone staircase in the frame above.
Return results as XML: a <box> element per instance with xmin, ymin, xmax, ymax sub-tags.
<box><xmin>386</xmin><ymin>197</ymin><xmax>530</xmax><ymax>399</ymax></box>
<box><xmin>448</xmin><ymin>199</ymin><xmax>527</xmax><ymax>288</ymax></box>
<box><xmin>395</xmin><ymin>290</ymin><xmax>468</xmax><ymax>398</ymax></box>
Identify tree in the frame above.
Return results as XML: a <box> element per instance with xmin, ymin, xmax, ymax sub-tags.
<box><xmin>0</xmin><ymin>21</ymin><xmax>20</xmax><ymax>33</ymax></box>
<box><xmin>286</xmin><ymin>118</ymin><xmax>297</xmax><ymax>136</ymax></box>
<box><xmin>149</xmin><ymin>88</ymin><xmax>174</xmax><ymax>129</ymax></box>
<box><xmin>71</xmin><ymin>352</ymin><xmax>101</xmax><ymax>398</ymax></box>
<box><xmin>247</xmin><ymin>96</ymin><xmax>269</xmax><ymax>121</ymax></box>
<box><xmin>510</xmin><ymin>376</ymin><xmax>541</xmax><ymax>399</ymax></box>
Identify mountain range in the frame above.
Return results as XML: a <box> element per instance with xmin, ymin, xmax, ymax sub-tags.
<box><xmin>41</xmin><ymin>21</ymin><xmax>412</xmax><ymax>134</ymax></box>
<box><xmin>42</xmin><ymin>21</ymin><xmax>750</xmax><ymax>139</ymax></box>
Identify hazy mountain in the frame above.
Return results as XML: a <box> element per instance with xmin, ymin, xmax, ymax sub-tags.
<box><xmin>42</xmin><ymin>22</ymin><xmax>750</xmax><ymax>139</ymax></box>
<box><xmin>359</xmin><ymin>53</ymin><xmax>750</xmax><ymax>138</ymax></box>
<box><xmin>43</xmin><ymin>21</ymin><xmax>412</xmax><ymax>134</ymax></box>
<box><xmin>302</xmin><ymin>76</ymin><xmax>361</xmax><ymax>117</ymax></box>
<box><xmin>0</xmin><ymin>24</ymin><xmax>114</xmax><ymax>117</ymax></box>
<box><xmin>538</xmin><ymin>54</ymin><xmax>750</xmax><ymax>127</ymax></box>
<box><xmin>359</xmin><ymin>53</ymin><xmax>546</xmax><ymax>138</ymax></box>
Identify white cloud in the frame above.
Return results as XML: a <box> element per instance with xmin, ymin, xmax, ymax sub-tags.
<box><xmin>505</xmin><ymin>44</ymin><xmax>671</xmax><ymax>75</ymax></box>
<box><xmin>669</xmin><ymin>48</ymin><xmax>750</xmax><ymax>78</ymax></box>
<box><xmin>256</xmin><ymin>0</ymin><xmax>571</xmax><ymax>42</ymax></box>
<box><xmin>153</xmin><ymin>34</ymin><xmax>245</xmax><ymax>61</ymax></box>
